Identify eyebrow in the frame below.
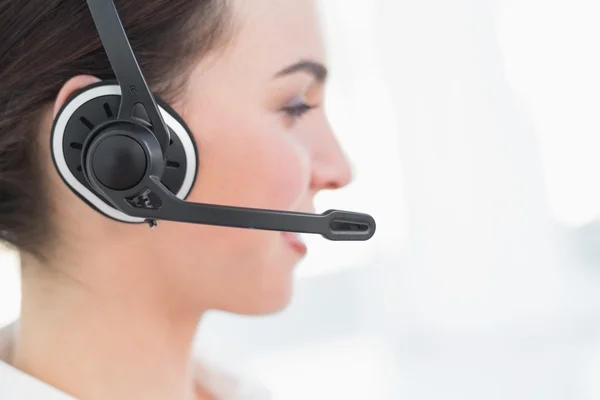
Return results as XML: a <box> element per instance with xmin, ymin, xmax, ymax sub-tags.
<box><xmin>274</xmin><ymin>60</ymin><xmax>328</xmax><ymax>82</ymax></box>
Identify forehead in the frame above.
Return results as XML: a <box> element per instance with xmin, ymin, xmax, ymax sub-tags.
<box><xmin>228</xmin><ymin>0</ymin><xmax>327</xmax><ymax>74</ymax></box>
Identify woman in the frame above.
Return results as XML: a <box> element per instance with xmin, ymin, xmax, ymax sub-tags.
<box><xmin>0</xmin><ymin>0</ymin><xmax>356</xmax><ymax>399</ymax></box>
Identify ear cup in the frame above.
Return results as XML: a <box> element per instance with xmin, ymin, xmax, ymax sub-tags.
<box><xmin>50</xmin><ymin>81</ymin><xmax>198</xmax><ymax>223</ymax></box>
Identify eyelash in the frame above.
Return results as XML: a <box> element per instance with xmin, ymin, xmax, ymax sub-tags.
<box><xmin>282</xmin><ymin>103</ymin><xmax>316</xmax><ymax>119</ymax></box>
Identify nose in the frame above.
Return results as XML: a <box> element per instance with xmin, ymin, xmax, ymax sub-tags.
<box><xmin>310</xmin><ymin>123</ymin><xmax>353</xmax><ymax>191</ymax></box>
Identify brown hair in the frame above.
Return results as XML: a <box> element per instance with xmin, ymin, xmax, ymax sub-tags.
<box><xmin>0</xmin><ymin>0</ymin><xmax>232</xmax><ymax>259</ymax></box>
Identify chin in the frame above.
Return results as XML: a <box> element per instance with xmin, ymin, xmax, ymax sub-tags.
<box><xmin>221</xmin><ymin>298</ymin><xmax>293</xmax><ymax>317</ymax></box>
<box><xmin>246</xmin><ymin>286</ymin><xmax>295</xmax><ymax>316</ymax></box>
<box><xmin>238</xmin><ymin>299</ymin><xmax>293</xmax><ymax>316</ymax></box>
<box><xmin>227</xmin><ymin>273</ymin><xmax>296</xmax><ymax>316</ymax></box>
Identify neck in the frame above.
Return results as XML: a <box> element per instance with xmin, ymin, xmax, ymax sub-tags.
<box><xmin>12</xmin><ymin>253</ymin><xmax>211</xmax><ymax>400</ymax></box>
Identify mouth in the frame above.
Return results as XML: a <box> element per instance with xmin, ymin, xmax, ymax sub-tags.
<box><xmin>281</xmin><ymin>231</ymin><xmax>308</xmax><ymax>256</ymax></box>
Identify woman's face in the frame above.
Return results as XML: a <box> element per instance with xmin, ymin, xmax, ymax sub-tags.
<box><xmin>51</xmin><ymin>0</ymin><xmax>353</xmax><ymax>315</ymax></box>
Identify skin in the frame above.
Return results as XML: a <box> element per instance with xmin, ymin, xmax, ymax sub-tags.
<box><xmin>8</xmin><ymin>1</ymin><xmax>352</xmax><ymax>399</ymax></box>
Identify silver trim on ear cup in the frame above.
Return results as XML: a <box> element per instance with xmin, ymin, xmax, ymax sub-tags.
<box><xmin>52</xmin><ymin>84</ymin><xmax>198</xmax><ymax>223</ymax></box>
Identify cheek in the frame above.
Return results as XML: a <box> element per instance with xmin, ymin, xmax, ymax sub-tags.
<box><xmin>159</xmin><ymin>107</ymin><xmax>311</xmax><ymax>313</ymax></box>
<box><xmin>190</xmin><ymin>117</ymin><xmax>310</xmax><ymax>211</ymax></box>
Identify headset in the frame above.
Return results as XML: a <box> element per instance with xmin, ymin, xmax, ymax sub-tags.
<box><xmin>50</xmin><ymin>0</ymin><xmax>376</xmax><ymax>241</ymax></box>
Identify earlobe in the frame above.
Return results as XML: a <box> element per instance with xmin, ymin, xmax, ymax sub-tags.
<box><xmin>53</xmin><ymin>75</ymin><xmax>102</xmax><ymax>119</ymax></box>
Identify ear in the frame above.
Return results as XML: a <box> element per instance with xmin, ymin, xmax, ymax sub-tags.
<box><xmin>53</xmin><ymin>75</ymin><xmax>102</xmax><ymax>119</ymax></box>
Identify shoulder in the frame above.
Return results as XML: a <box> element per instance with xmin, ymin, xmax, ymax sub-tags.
<box><xmin>0</xmin><ymin>322</ymin><xmax>271</xmax><ymax>400</ymax></box>
<box><xmin>0</xmin><ymin>321</ymin><xmax>16</xmax><ymax>363</ymax></box>
<box><xmin>1</xmin><ymin>322</ymin><xmax>76</xmax><ymax>399</ymax></box>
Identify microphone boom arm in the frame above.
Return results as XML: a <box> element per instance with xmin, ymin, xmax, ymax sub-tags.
<box><xmin>96</xmin><ymin>175</ymin><xmax>376</xmax><ymax>241</ymax></box>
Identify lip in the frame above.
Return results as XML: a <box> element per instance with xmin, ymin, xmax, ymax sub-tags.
<box><xmin>281</xmin><ymin>231</ymin><xmax>308</xmax><ymax>256</ymax></box>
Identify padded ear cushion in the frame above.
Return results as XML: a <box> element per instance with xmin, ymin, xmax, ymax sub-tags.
<box><xmin>50</xmin><ymin>80</ymin><xmax>199</xmax><ymax>223</ymax></box>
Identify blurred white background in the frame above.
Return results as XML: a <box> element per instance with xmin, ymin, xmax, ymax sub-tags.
<box><xmin>3</xmin><ymin>0</ymin><xmax>600</xmax><ymax>398</ymax></box>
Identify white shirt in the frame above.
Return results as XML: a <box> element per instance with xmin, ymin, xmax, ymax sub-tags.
<box><xmin>0</xmin><ymin>323</ymin><xmax>271</xmax><ymax>400</ymax></box>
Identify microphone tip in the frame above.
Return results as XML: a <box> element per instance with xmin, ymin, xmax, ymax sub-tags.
<box><xmin>323</xmin><ymin>209</ymin><xmax>376</xmax><ymax>241</ymax></box>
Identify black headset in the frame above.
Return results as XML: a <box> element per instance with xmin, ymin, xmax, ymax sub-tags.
<box><xmin>50</xmin><ymin>0</ymin><xmax>376</xmax><ymax>241</ymax></box>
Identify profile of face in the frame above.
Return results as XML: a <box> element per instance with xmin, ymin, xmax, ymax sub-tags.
<box><xmin>45</xmin><ymin>0</ymin><xmax>352</xmax><ymax>316</ymax></box>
